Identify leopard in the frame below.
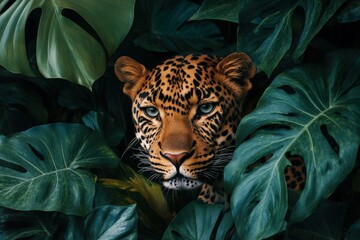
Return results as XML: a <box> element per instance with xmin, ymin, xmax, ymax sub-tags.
<box><xmin>114</xmin><ymin>52</ymin><xmax>306</xmax><ymax>205</ymax></box>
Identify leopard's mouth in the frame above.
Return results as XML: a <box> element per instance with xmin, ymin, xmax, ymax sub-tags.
<box><xmin>162</xmin><ymin>177</ymin><xmax>203</xmax><ymax>190</ymax></box>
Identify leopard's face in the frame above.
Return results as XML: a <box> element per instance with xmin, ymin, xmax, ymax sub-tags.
<box><xmin>115</xmin><ymin>53</ymin><xmax>255</xmax><ymax>190</ymax></box>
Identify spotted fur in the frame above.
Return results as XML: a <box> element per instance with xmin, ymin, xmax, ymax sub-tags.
<box><xmin>115</xmin><ymin>53</ymin><xmax>255</xmax><ymax>202</ymax></box>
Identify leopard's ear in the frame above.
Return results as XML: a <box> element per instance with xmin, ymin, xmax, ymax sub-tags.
<box><xmin>114</xmin><ymin>56</ymin><xmax>148</xmax><ymax>100</ymax></box>
<box><xmin>216</xmin><ymin>52</ymin><xmax>256</xmax><ymax>97</ymax></box>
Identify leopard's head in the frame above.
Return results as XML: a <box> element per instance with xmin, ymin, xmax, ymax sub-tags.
<box><xmin>115</xmin><ymin>53</ymin><xmax>255</xmax><ymax>190</ymax></box>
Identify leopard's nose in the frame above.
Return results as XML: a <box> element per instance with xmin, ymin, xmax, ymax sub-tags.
<box><xmin>163</xmin><ymin>152</ymin><xmax>189</xmax><ymax>166</ymax></box>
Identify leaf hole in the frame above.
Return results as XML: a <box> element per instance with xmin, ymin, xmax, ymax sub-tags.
<box><xmin>245</xmin><ymin>154</ymin><xmax>272</xmax><ymax>173</ymax></box>
<box><xmin>25</xmin><ymin>8</ymin><xmax>42</xmax><ymax>75</ymax></box>
<box><xmin>0</xmin><ymin>0</ymin><xmax>16</xmax><ymax>15</ymax></box>
<box><xmin>281</xmin><ymin>112</ymin><xmax>297</xmax><ymax>117</ymax></box>
<box><xmin>170</xmin><ymin>230</ymin><xmax>182</xmax><ymax>238</ymax></box>
<box><xmin>291</xmin><ymin>6</ymin><xmax>305</xmax><ymax>44</ymax></box>
<box><xmin>285</xmin><ymin>152</ymin><xmax>306</xmax><ymax>191</ymax></box>
<box><xmin>278</xmin><ymin>85</ymin><xmax>296</xmax><ymax>94</ymax></box>
<box><xmin>0</xmin><ymin>159</ymin><xmax>27</xmax><ymax>173</ymax></box>
<box><xmin>61</xmin><ymin>8</ymin><xmax>108</xmax><ymax>57</ymax></box>
<box><xmin>259</xmin><ymin>124</ymin><xmax>291</xmax><ymax>131</ymax></box>
<box><xmin>320</xmin><ymin>124</ymin><xmax>340</xmax><ymax>154</ymax></box>
<box><xmin>27</xmin><ymin>143</ymin><xmax>45</xmax><ymax>161</ymax></box>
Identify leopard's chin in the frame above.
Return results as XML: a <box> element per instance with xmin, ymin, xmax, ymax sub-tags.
<box><xmin>162</xmin><ymin>177</ymin><xmax>203</xmax><ymax>190</ymax></box>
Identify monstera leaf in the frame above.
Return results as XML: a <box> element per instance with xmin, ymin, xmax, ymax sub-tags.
<box><xmin>191</xmin><ymin>0</ymin><xmax>347</xmax><ymax>76</ymax></box>
<box><xmin>133</xmin><ymin>0</ymin><xmax>224</xmax><ymax>53</ymax></box>
<box><xmin>0</xmin><ymin>123</ymin><xmax>119</xmax><ymax>216</ymax></box>
<box><xmin>0</xmin><ymin>0</ymin><xmax>135</xmax><ymax>88</ymax></box>
<box><xmin>336</xmin><ymin>0</ymin><xmax>360</xmax><ymax>23</ymax></box>
<box><xmin>0</xmin><ymin>208</ymin><xmax>83</xmax><ymax>239</ymax></box>
<box><xmin>84</xmin><ymin>205</ymin><xmax>138</xmax><ymax>240</ymax></box>
<box><xmin>190</xmin><ymin>0</ymin><xmax>240</xmax><ymax>22</ymax></box>
<box><xmin>0</xmin><ymin>205</ymin><xmax>138</xmax><ymax>239</ymax></box>
<box><xmin>224</xmin><ymin>50</ymin><xmax>360</xmax><ymax>239</ymax></box>
<box><xmin>163</xmin><ymin>201</ymin><xmax>223</xmax><ymax>240</ymax></box>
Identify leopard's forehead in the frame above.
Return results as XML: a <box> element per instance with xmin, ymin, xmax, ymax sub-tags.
<box><xmin>138</xmin><ymin>54</ymin><xmax>222</xmax><ymax>113</ymax></box>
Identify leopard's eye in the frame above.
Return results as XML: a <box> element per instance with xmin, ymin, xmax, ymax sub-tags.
<box><xmin>198</xmin><ymin>103</ymin><xmax>215</xmax><ymax>115</ymax></box>
<box><xmin>144</xmin><ymin>107</ymin><xmax>159</xmax><ymax>118</ymax></box>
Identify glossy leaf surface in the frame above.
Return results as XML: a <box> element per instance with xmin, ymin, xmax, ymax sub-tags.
<box><xmin>190</xmin><ymin>0</ymin><xmax>347</xmax><ymax>75</ymax></box>
<box><xmin>85</xmin><ymin>205</ymin><xmax>138</xmax><ymax>240</ymax></box>
<box><xmin>0</xmin><ymin>123</ymin><xmax>119</xmax><ymax>215</ymax></box>
<box><xmin>133</xmin><ymin>0</ymin><xmax>223</xmax><ymax>53</ymax></box>
<box><xmin>0</xmin><ymin>0</ymin><xmax>135</xmax><ymax>88</ymax></box>
<box><xmin>225</xmin><ymin>50</ymin><xmax>360</xmax><ymax>239</ymax></box>
<box><xmin>0</xmin><ymin>205</ymin><xmax>138</xmax><ymax>239</ymax></box>
<box><xmin>163</xmin><ymin>201</ymin><xmax>223</xmax><ymax>240</ymax></box>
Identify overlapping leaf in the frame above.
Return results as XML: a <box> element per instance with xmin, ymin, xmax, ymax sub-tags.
<box><xmin>84</xmin><ymin>205</ymin><xmax>138</xmax><ymax>240</ymax></box>
<box><xmin>191</xmin><ymin>0</ymin><xmax>347</xmax><ymax>76</ymax></box>
<box><xmin>163</xmin><ymin>201</ymin><xmax>223</xmax><ymax>240</ymax></box>
<box><xmin>0</xmin><ymin>0</ymin><xmax>135</xmax><ymax>88</ymax></box>
<box><xmin>133</xmin><ymin>0</ymin><xmax>224</xmax><ymax>53</ymax></box>
<box><xmin>236</xmin><ymin>0</ymin><xmax>346</xmax><ymax>75</ymax></box>
<box><xmin>190</xmin><ymin>0</ymin><xmax>240</xmax><ymax>22</ymax></box>
<box><xmin>0</xmin><ymin>123</ymin><xmax>119</xmax><ymax>216</ymax></box>
<box><xmin>0</xmin><ymin>207</ymin><xmax>82</xmax><ymax>239</ymax></box>
<box><xmin>224</xmin><ymin>50</ymin><xmax>360</xmax><ymax>239</ymax></box>
<box><xmin>0</xmin><ymin>205</ymin><xmax>138</xmax><ymax>239</ymax></box>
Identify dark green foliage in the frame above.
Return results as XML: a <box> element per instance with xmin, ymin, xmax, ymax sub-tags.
<box><xmin>0</xmin><ymin>80</ymin><xmax>47</xmax><ymax>134</ymax></box>
<box><xmin>225</xmin><ymin>50</ymin><xmax>360</xmax><ymax>239</ymax></box>
<box><xmin>0</xmin><ymin>123</ymin><xmax>119</xmax><ymax>215</ymax></box>
<box><xmin>0</xmin><ymin>0</ymin><xmax>135</xmax><ymax>88</ymax></box>
<box><xmin>163</xmin><ymin>201</ymin><xmax>223</xmax><ymax>239</ymax></box>
<box><xmin>0</xmin><ymin>0</ymin><xmax>359</xmax><ymax>239</ymax></box>
<box><xmin>0</xmin><ymin>205</ymin><xmax>138</xmax><ymax>239</ymax></box>
<box><xmin>132</xmin><ymin>0</ymin><xmax>224</xmax><ymax>54</ymax></box>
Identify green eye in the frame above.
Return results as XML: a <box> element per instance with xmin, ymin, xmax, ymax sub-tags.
<box><xmin>144</xmin><ymin>107</ymin><xmax>159</xmax><ymax>118</ymax></box>
<box><xmin>198</xmin><ymin>103</ymin><xmax>215</xmax><ymax>115</ymax></box>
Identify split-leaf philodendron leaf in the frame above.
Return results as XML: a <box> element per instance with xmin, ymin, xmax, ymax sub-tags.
<box><xmin>133</xmin><ymin>0</ymin><xmax>223</xmax><ymax>54</ymax></box>
<box><xmin>0</xmin><ymin>205</ymin><xmax>138</xmax><ymax>239</ymax></box>
<box><xmin>0</xmin><ymin>123</ymin><xmax>119</xmax><ymax>216</ymax></box>
<box><xmin>0</xmin><ymin>0</ymin><xmax>135</xmax><ymax>88</ymax></box>
<box><xmin>224</xmin><ymin>50</ymin><xmax>360</xmax><ymax>239</ymax></box>
<box><xmin>163</xmin><ymin>201</ymin><xmax>223</xmax><ymax>240</ymax></box>
<box><xmin>191</xmin><ymin>0</ymin><xmax>347</xmax><ymax>76</ymax></box>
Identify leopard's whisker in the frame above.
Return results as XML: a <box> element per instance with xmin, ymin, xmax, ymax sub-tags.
<box><xmin>121</xmin><ymin>137</ymin><xmax>140</xmax><ymax>160</ymax></box>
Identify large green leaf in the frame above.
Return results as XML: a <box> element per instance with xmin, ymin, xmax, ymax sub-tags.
<box><xmin>190</xmin><ymin>0</ymin><xmax>240</xmax><ymax>23</ymax></box>
<box><xmin>287</xmin><ymin>201</ymin><xmax>347</xmax><ymax>240</ymax></box>
<box><xmin>237</xmin><ymin>0</ymin><xmax>346</xmax><ymax>75</ymax></box>
<box><xmin>0</xmin><ymin>207</ymin><xmax>83</xmax><ymax>239</ymax></box>
<box><xmin>191</xmin><ymin>0</ymin><xmax>347</xmax><ymax>75</ymax></box>
<box><xmin>215</xmin><ymin>211</ymin><xmax>237</xmax><ymax>240</ymax></box>
<box><xmin>84</xmin><ymin>205</ymin><xmax>138</xmax><ymax>240</ymax></box>
<box><xmin>133</xmin><ymin>0</ymin><xmax>224</xmax><ymax>53</ymax></box>
<box><xmin>0</xmin><ymin>205</ymin><xmax>138</xmax><ymax>239</ymax></box>
<box><xmin>163</xmin><ymin>201</ymin><xmax>223</xmax><ymax>240</ymax></box>
<box><xmin>0</xmin><ymin>123</ymin><xmax>119</xmax><ymax>215</ymax></box>
<box><xmin>0</xmin><ymin>0</ymin><xmax>135</xmax><ymax>88</ymax></box>
<box><xmin>224</xmin><ymin>50</ymin><xmax>360</xmax><ymax>239</ymax></box>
